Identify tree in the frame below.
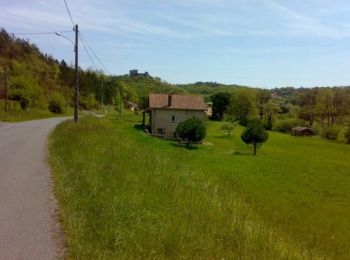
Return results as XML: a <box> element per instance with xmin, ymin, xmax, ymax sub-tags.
<box><xmin>210</xmin><ymin>92</ymin><xmax>231</xmax><ymax>120</ymax></box>
<box><xmin>176</xmin><ymin>117</ymin><xmax>206</xmax><ymax>147</ymax></box>
<box><xmin>241</xmin><ymin>120</ymin><xmax>269</xmax><ymax>155</ymax></box>
<box><xmin>263</xmin><ymin>100</ymin><xmax>281</xmax><ymax>130</ymax></box>
<box><xmin>298</xmin><ymin>89</ymin><xmax>317</xmax><ymax>126</ymax></box>
<box><xmin>256</xmin><ymin>89</ymin><xmax>270</xmax><ymax>121</ymax></box>
<box><xmin>345</xmin><ymin>127</ymin><xmax>350</xmax><ymax>144</ymax></box>
<box><xmin>221</xmin><ymin>122</ymin><xmax>236</xmax><ymax>137</ymax></box>
<box><xmin>228</xmin><ymin>89</ymin><xmax>256</xmax><ymax>126</ymax></box>
<box><xmin>48</xmin><ymin>91</ymin><xmax>65</xmax><ymax>113</ymax></box>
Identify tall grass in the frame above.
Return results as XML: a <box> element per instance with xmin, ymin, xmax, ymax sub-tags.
<box><xmin>0</xmin><ymin>106</ymin><xmax>72</xmax><ymax>122</ymax></box>
<box><xmin>50</xmin><ymin>115</ymin><xmax>350</xmax><ymax>259</ymax></box>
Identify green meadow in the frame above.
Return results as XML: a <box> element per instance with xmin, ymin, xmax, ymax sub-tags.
<box><xmin>50</xmin><ymin>114</ymin><xmax>350</xmax><ymax>259</ymax></box>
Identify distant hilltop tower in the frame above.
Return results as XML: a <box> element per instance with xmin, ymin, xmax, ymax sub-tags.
<box><xmin>129</xmin><ymin>69</ymin><xmax>150</xmax><ymax>77</ymax></box>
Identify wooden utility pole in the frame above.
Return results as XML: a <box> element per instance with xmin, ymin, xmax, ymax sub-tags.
<box><xmin>101</xmin><ymin>78</ymin><xmax>104</xmax><ymax>111</ymax></box>
<box><xmin>74</xmin><ymin>24</ymin><xmax>79</xmax><ymax>123</ymax></box>
<box><xmin>119</xmin><ymin>88</ymin><xmax>122</xmax><ymax>115</ymax></box>
<box><xmin>4</xmin><ymin>66</ymin><xmax>8</xmax><ymax>112</ymax></box>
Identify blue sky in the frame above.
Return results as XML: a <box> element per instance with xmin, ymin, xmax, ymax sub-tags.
<box><xmin>1</xmin><ymin>0</ymin><xmax>350</xmax><ymax>88</ymax></box>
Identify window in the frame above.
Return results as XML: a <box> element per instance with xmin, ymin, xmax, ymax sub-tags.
<box><xmin>171</xmin><ymin>115</ymin><xmax>176</xmax><ymax>122</ymax></box>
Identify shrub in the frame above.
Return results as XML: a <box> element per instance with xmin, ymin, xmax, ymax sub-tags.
<box><xmin>323</xmin><ymin>126</ymin><xmax>341</xmax><ymax>140</ymax></box>
<box><xmin>9</xmin><ymin>88</ymin><xmax>30</xmax><ymax>109</ymax></box>
<box><xmin>221</xmin><ymin>122</ymin><xmax>236</xmax><ymax>137</ymax></box>
<box><xmin>312</xmin><ymin>121</ymin><xmax>322</xmax><ymax>136</ymax></box>
<box><xmin>176</xmin><ymin>117</ymin><xmax>206</xmax><ymax>147</ymax></box>
<box><xmin>262</xmin><ymin>117</ymin><xmax>275</xmax><ymax>131</ymax></box>
<box><xmin>9</xmin><ymin>76</ymin><xmax>47</xmax><ymax>110</ymax></box>
<box><xmin>80</xmin><ymin>94</ymin><xmax>99</xmax><ymax>110</ymax></box>
<box><xmin>241</xmin><ymin>120</ymin><xmax>269</xmax><ymax>155</ymax></box>
<box><xmin>345</xmin><ymin>128</ymin><xmax>350</xmax><ymax>144</ymax></box>
<box><xmin>0</xmin><ymin>100</ymin><xmax>21</xmax><ymax>111</ymax></box>
<box><xmin>48</xmin><ymin>92</ymin><xmax>65</xmax><ymax>114</ymax></box>
<box><xmin>273</xmin><ymin>118</ymin><xmax>307</xmax><ymax>133</ymax></box>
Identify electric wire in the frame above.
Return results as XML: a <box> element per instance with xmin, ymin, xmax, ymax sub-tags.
<box><xmin>63</xmin><ymin>0</ymin><xmax>75</xmax><ymax>26</ymax></box>
<box><xmin>13</xmin><ymin>30</ymin><xmax>72</xmax><ymax>35</ymax></box>
<box><xmin>79</xmin><ymin>35</ymin><xmax>99</xmax><ymax>71</ymax></box>
<box><xmin>79</xmin><ymin>32</ymin><xmax>110</xmax><ymax>74</ymax></box>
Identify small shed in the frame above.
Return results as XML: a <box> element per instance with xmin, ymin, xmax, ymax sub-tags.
<box><xmin>125</xmin><ymin>101</ymin><xmax>138</xmax><ymax>112</ymax></box>
<box><xmin>291</xmin><ymin>126</ymin><xmax>314</xmax><ymax>136</ymax></box>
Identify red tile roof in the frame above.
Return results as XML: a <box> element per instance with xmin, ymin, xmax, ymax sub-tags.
<box><xmin>149</xmin><ymin>93</ymin><xmax>207</xmax><ymax>110</ymax></box>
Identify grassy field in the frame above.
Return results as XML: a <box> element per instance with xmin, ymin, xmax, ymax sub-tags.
<box><xmin>50</xmin><ymin>114</ymin><xmax>350</xmax><ymax>259</ymax></box>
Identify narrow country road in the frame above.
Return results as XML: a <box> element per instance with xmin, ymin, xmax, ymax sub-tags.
<box><xmin>0</xmin><ymin>117</ymin><xmax>70</xmax><ymax>260</ymax></box>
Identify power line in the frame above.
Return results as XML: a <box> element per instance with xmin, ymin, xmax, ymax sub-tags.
<box><xmin>13</xmin><ymin>30</ymin><xmax>72</xmax><ymax>35</ymax></box>
<box><xmin>63</xmin><ymin>0</ymin><xmax>75</xmax><ymax>26</ymax></box>
<box><xmin>62</xmin><ymin>0</ymin><xmax>110</xmax><ymax>75</ymax></box>
<box><xmin>79</xmin><ymin>34</ymin><xmax>99</xmax><ymax>71</ymax></box>
<box><xmin>79</xmin><ymin>32</ymin><xmax>110</xmax><ymax>74</ymax></box>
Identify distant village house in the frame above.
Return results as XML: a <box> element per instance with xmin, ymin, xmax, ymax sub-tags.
<box><xmin>125</xmin><ymin>101</ymin><xmax>138</xmax><ymax>112</ymax></box>
<box><xmin>206</xmin><ymin>102</ymin><xmax>213</xmax><ymax>118</ymax></box>
<box><xmin>143</xmin><ymin>93</ymin><xmax>207</xmax><ymax>138</ymax></box>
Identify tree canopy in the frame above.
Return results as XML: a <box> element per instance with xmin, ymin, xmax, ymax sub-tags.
<box><xmin>241</xmin><ymin>120</ymin><xmax>269</xmax><ymax>155</ymax></box>
<box><xmin>176</xmin><ymin>117</ymin><xmax>207</xmax><ymax>147</ymax></box>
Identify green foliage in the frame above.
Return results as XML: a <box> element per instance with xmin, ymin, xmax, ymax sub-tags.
<box><xmin>80</xmin><ymin>94</ymin><xmax>99</xmax><ymax>110</ymax></box>
<box><xmin>48</xmin><ymin>92</ymin><xmax>65</xmax><ymax>114</ymax></box>
<box><xmin>176</xmin><ymin>117</ymin><xmax>206</xmax><ymax>146</ymax></box>
<box><xmin>345</xmin><ymin>127</ymin><xmax>350</xmax><ymax>144</ymax></box>
<box><xmin>261</xmin><ymin>100</ymin><xmax>281</xmax><ymax>130</ymax></box>
<box><xmin>0</xmin><ymin>100</ymin><xmax>21</xmax><ymax>111</ymax></box>
<box><xmin>241</xmin><ymin>120</ymin><xmax>269</xmax><ymax>155</ymax></box>
<box><xmin>116</xmin><ymin>75</ymin><xmax>187</xmax><ymax>103</ymax></box>
<box><xmin>228</xmin><ymin>88</ymin><xmax>256</xmax><ymax>126</ymax></box>
<box><xmin>273</xmin><ymin>118</ymin><xmax>307</xmax><ymax>133</ymax></box>
<box><xmin>8</xmin><ymin>88</ymin><xmax>30</xmax><ymax>109</ymax></box>
<box><xmin>322</xmin><ymin>126</ymin><xmax>341</xmax><ymax>140</ymax></box>
<box><xmin>210</xmin><ymin>92</ymin><xmax>231</xmax><ymax>120</ymax></box>
<box><xmin>9</xmin><ymin>76</ymin><xmax>47</xmax><ymax>110</ymax></box>
<box><xmin>221</xmin><ymin>122</ymin><xmax>236</xmax><ymax>136</ymax></box>
<box><xmin>177</xmin><ymin>82</ymin><xmax>247</xmax><ymax>99</ymax></box>
<box><xmin>123</xmin><ymin>83</ymin><xmax>139</xmax><ymax>103</ymax></box>
<box><xmin>0</xmin><ymin>108</ymin><xmax>70</xmax><ymax>122</ymax></box>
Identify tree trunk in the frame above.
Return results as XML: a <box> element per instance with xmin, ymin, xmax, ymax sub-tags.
<box><xmin>253</xmin><ymin>143</ymin><xmax>257</xmax><ymax>156</ymax></box>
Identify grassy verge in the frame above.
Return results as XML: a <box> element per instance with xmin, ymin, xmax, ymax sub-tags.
<box><xmin>0</xmin><ymin>108</ymin><xmax>72</xmax><ymax>122</ymax></box>
<box><xmin>50</xmin><ymin>114</ymin><xmax>350</xmax><ymax>259</ymax></box>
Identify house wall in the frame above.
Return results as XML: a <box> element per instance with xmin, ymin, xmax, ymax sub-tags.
<box><xmin>151</xmin><ymin>109</ymin><xmax>205</xmax><ymax>137</ymax></box>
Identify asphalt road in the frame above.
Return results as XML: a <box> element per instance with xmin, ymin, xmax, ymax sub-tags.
<box><xmin>0</xmin><ymin>117</ymin><xmax>70</xmax><ymax>260</ymax></box>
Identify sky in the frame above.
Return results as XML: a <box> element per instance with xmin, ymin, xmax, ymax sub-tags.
<box><xmin>1</xmin><ymin>0</ymin><xmax>350</xmax><ymax>88</ymax></box>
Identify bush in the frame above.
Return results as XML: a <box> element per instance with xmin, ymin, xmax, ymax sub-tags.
<box><xmin>312</xmin><ymin>121</ymin><xmax>322</xmax><ymax>136</ymax></box>
<box><xmin>0</xmin><ymin>100</ymin><xmax>21</xmax><ymax>111</ymax></box>
<box><xmin>80</xmin><ymin>94</ymin><xmax>99</xmax><ymax>110</ymax></box>
<box><xmin>9</xmin><ymin>88</ymin><xmax>30</xmax><ymax>110</ymax></box>
<box><xmin>176</xmin><ymin>117</ymin><xmax>206</xmax><ymax>147</ymax></box>
<box><xmin>9</xmin><ymin>76</ymin><xmax>47</xmax><ymax>110</ymax></box>
<box><xmin>323</xmin><ymin>126</ymin><xmax>341</xmax><ymax>140</ymax></box>
<box><xmin>48</xmin><ymin>92</ymin><xmax>65</xmax><ymax>114</ymax></box>
<box><xmin>221</xmin><ymin>122</ymin><xmax>236</xmax><ymax>137</ymax></box>
<box><xmin>345</xmin><ymin>128</ymin><xmax>350</xmax><ymax>144</ymax></box>
<box><xmin>273</xmin><ymin>118</ymin><xmax>307</xmax><ymax>133</ymax></box>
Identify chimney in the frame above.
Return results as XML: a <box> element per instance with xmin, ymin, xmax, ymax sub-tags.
<box><xmin>168</xmin><ymin>94</ymin><xmax>172</xmax><ymax>107</ymax></box>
